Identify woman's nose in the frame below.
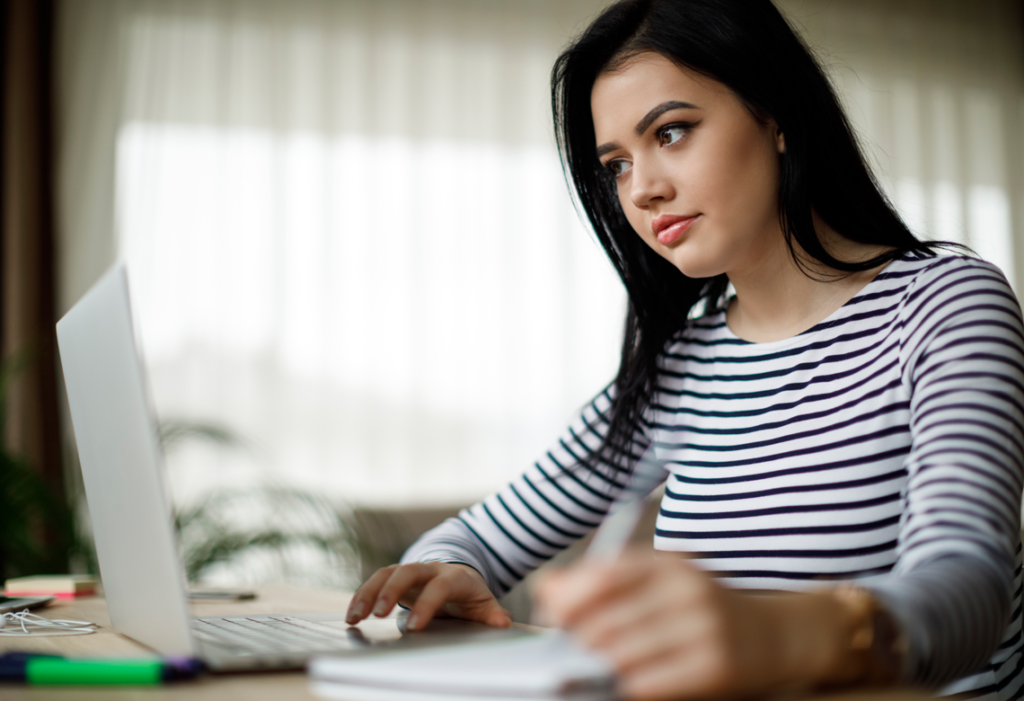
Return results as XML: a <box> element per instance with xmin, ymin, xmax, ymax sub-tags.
<box><xmin>629</xmin><ymin>159</ymin><xmax>674</xmax><ymax>209</ymax></box>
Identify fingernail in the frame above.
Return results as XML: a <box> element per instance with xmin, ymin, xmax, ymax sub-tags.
<box><xmin>346</xmin><ymin>602</ymin><xmax>364</xmax><ymax>622</ymax></box>
<box><xmin>373</xmin><ymin>600</ymin><xmax>388</xmax><ymax>616</ymax></box>
<box><xmin>407</xmin><ymin>614</ymin><xmax>419</xmax><ymax>631</ymax></box>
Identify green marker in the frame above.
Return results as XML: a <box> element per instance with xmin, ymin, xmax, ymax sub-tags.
<box><xmin>1</xmin><ymin>652</ymin><xmax>202</xmax><ymax>685</ymax></box>
<box><xmin>27</xmin><ymin>658</ymin><xmax>164</xmax><ymax>685</ymax></box>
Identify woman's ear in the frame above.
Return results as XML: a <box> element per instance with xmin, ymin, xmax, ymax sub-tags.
<box><xmin>774</xmin><ymin>124</ymin><xmax>786</xmax><ymax>154</ymax></box>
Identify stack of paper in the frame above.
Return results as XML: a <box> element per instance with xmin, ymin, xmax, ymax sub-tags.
<box><xmin>308</xmin><ymin>630</ymin><xmax>616</xmax><ymax>701</ymax></box>
<box><xmin>4</xmin><ymin>575</ymin><xmax>98</xmax><ymax>598</ymax></box>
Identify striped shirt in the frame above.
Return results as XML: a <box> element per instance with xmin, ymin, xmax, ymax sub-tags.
<box><xmin>403</xmin><ymin>252</ymin><xmax>1024</xmax><ymax>696</ymax></box>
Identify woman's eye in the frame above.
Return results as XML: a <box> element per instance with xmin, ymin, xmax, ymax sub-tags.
<box><xmin>604</xmin><ymin>159</ymin><xmax>631</xmax><ymax>178</ymax></box>
<box><xmin>657</xmin><ymin>123</ymin><xmax>691</xmax><ymax>147</ymax></box>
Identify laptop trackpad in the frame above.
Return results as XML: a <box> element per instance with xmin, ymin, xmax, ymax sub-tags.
<box><xmin>289</xmin><ymin>614</ymin><xmax>405</xmax><ymax>646</ymax></box>
<box><xmin>298</xmin><ymin>612</ymin><xmax>533</xmax><ymax>650</ymax></box>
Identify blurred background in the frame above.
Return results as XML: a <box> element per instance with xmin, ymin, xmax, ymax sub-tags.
<box><xmin>3</xmin><ymin>0</ymin><xmax>1024</xmax><ymax>598</ymax></box>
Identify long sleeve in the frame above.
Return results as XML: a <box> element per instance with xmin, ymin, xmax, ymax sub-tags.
<box><xmin>401</xmin><ymin>386</ymin><xmax>657</xmax><ymax>596</ymax></box>
<box><xmin>869</xmin><ymin>555</ymin><xmax>1013</xmax><ymax>689</ymax></box>
<box><xmin>872</xmin><ymin>256</ymin><xmax>1024</xmax><ymax>688</ymax></box>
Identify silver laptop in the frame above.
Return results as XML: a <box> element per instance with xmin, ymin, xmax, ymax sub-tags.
<box><xmin>56</xmin><ymin>264</ymin><xmax>526</xmax><ymax>671</ymax></box>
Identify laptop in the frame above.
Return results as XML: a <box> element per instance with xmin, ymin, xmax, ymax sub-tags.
<box><xmin>56</xmin><ymin>264</ymin><xmax>527</xmax><ymax>671</ymax></box>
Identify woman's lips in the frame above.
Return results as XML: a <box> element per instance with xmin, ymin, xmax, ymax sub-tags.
<box><xmin>652</xmin><ymin>214</ymin><xmax>699</xmax><ymax>246</ymax></box>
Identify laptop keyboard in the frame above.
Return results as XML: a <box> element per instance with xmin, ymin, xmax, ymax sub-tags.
<box><xmin>192</xmin><ymin>615</ymin><xmax>365</xmax><ymax>654</ymax></box>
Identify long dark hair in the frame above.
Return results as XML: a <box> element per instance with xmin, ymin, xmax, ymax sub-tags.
<box><xmin>551</xmin><ymin>0</ymin><xmax>939</xmax><ymax>475</ymax></box>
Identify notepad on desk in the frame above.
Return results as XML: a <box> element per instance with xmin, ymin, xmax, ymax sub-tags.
<box><xmin>307</xmin><ymin>630</ymin><xmax>616</xmax><ymax>701</ymax></box>
<box><xmin>4</xmin><ymin>574</ymin><xmax>97</xmax><ymax>599</ymax></box>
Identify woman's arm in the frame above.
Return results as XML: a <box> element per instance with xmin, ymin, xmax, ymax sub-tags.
<box><xmin>535</xmin><ymin>551</ymin><xmax>883</xmax><ymax>698</ymax></box>
<box><xmin>539</xmin><ymin>256</ymin><xmax>1024</xmax><ymax>698</ymax></box>
<box><xmin>399</xmin><ymin>385</ymin><xmax>655</xmax><ymax>595</ymax></box>
<box><xmin>877</xmin><ymin>255</ymin><xmax>1024</xmax><ymax>686</ymax></box>
<box><xmin>347</xmin><ymin>385</ymin><xmax>660</xmax><ymax>627</ymax></box>
<box><xmin>868</xmin><ymin>554</ymin><xmax>1012</xmax><ymax>687</ymax></box>
<box><xmin>536</xmin><ymin>549</ymin><xmax>1010</xmax><ymax>698</ymax></box>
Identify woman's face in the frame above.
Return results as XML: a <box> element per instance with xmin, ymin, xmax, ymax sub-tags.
<box><xmin>590</xmin><ymin>52</ymin><xmax>786</xmax><ymax>280</ymax></box>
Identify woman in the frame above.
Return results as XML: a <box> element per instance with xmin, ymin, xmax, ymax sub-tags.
<box><xmin>346</xmin><ymin>0</ymin><xmax>1024</xmax><ymax>697</ymax></box>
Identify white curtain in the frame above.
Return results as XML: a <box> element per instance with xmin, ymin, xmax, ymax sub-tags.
<box><xmin>57</xmin><ymin>0</ymin><xmax>1024</xmax><ymax>509</ymax></box>
<box><xmin>781</xmin><ymin>0</ymin><xmax>1024</xmax><ymax>283</ymax></box>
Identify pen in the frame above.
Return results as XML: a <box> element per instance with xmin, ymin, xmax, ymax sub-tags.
<box><xmin>585</xmin><ymin>442</ymin><xmax>665</xmax><ymax>562</ymax></box>
<box><xmin>0</xmin><ymin>652</ymin><xmax>202</xmax><ymax>685</ymax></box>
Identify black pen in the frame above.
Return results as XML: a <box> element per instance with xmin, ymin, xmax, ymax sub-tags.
<box><xmin>585</xmin><ymin>443</ymin><xmax>664</xmax><ymax>562</ymax></box>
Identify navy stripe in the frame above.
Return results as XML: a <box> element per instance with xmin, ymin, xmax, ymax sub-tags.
<box><xmin>664</xmin><ymin>468</ymin><xmax>906</xmax><ymax>501</ymax></box>
<box><xmin>507</xmin><ymin>482</ymin><xmax>582</xmax><ymax>539</ymax></box>
<box><xmin>651</xmin><ymin>383</ymin><xmax>905</xmax><ymax>435</ymax></box>
<box><xmin>654</xmin><ymin>403</ymin><xmax>908</xmax><ymax>453</ymax></box>
<box><xmin>683</xmin><ymin>540</ymin><xmax>898</xmax><ymax>559</ymax></box>
<box><xmin>493</xmin><ymin>494</ymin><xmax>564</xmax><ymax>551</ymax></box>
<box><xmin>675</xmin><ymin>425</ymin><xmax>910</xmax><ymax>469</ymax></box>
<box><xmin>670</xmin><ymin>446</ymin><xmax>911</xmax><ymax>484</ymax></box>
<box><xmin>655</xmin><ymin>515</ymin><xmax>900</xmax><ymax>539</ymax></box>
<box><xmin>663</xmin><ymin>326</ymin><xmax>889</xmax><ymax>368</ymax></box>
<box><xmin>651</xmin><ymin>371</ymin><xmax>902</xmax><ymax>419</ymax></box>
<box><xmin>480</xmin><ymin>502</ymin><xmax>546</xmax><ymax>561</ymax></box>
<box><xmin>710</xmin><ymin>565</ymin><xmax>895</xmax><ymax>580</ymax></box>
<box><xmin>522</xmin><ymin>472</ymin><xmax>603</xmax><ymax>528</ymax></box>
<box><xmin>656</xmin><ymin>346</ymin><xmax>900</xmax><ymax>400</ymax></box>
<box><xmin>659</xmin><ymin>492</ymin><xmax>900</xmax><ymax>520</ymax></box>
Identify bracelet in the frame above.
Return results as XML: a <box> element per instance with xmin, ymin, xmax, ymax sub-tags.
<box><xmin>830</xmin><ymin>584</ymin><xmax>908</xmax><ymax>686</ymax></box>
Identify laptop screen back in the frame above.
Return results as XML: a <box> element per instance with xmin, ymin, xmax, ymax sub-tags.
<box><xmin>57</xmin><ymin>264</ymin><xmax>197</xmax><ymax>655</ymax></box>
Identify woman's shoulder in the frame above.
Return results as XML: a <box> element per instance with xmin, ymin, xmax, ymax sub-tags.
<box><xmin>877</xmin><ymin>249</ymin><xmax>1023</xmax><ymax>363</ymax></box>
<box><xmin>889</xmin><ymin>248</ymin><xmax>1017</xmax><ymax>313</ymax></box>
<box><xmin>888</xmin><ymin>247</ymin><xmax>1007</xmax><ymax>278</ymax></box>
<box><xmin>662</xmin><ymin>249</ymin><xmax>1018</xmax><ymax>354</ymax></box>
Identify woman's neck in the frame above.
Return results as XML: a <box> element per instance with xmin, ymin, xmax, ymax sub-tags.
<box><xmin>725</xmin><ymin>229</ymin><xmax>891</xmax><ymax>344</ymax></box>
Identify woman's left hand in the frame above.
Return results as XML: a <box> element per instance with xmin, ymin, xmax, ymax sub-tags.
<box><xmin>534</xmin><ymin>549</ymin><xmax>839</xmax><ymax>700</ymax></box>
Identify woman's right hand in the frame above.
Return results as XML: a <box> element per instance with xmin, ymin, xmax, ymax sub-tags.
<box><xmin>345</xmin><ymin>562</ymin><xmax>513</xmax><ymax>632</ymax></box>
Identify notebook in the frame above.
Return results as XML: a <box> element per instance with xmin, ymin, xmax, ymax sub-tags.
<box><xmin>308</xmin><ymin>630</ymin><xmax>616</xmax><ymax>701</ymax></box>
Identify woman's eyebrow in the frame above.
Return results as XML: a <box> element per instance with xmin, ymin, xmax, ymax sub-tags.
<box><xmin>634</xmin><ymin>100</ymin><xmax>699</xmax><ymax>135</ymax></box>
<box><xmin>595</xmin><ymin>100</ymin><xmax>700</xmax><ymax>158</ymax></box>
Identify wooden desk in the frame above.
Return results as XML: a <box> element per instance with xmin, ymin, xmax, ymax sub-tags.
<box><xmin>0</xmin><ymin>585</ymin><xmax>355</xmax><ymax>700</ymax></box>
<box><xmin>0</xmin><ymin>587</ymin><xmax>937</xmax><ymax>701</ymax></box>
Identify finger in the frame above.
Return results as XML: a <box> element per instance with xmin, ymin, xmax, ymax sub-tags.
<box><xmin>557</xmin><ymin>549</ymin><xmax>655</xmax><ymax>598</ymax></box>
<box><xmin>373</xmin><ymin>563</ymin><xmax>438</xmax><ymax>617</ymax></box>
<box><xmin>528</xmin><ymin>565</ymin><xmax>557</xmax><ymax>592</ymax></box>
<box><xmin>620</xmin><ymin>645</ymin><xmax>730</xmax><ymax>701</ymax></box>
<box><xmin>603</xmin><ymin>609</ymin><xmax>716</xmax><ymax>675</ymax></box>
<box><xmin>573</xmin><ymin>564</ymin><xmax>712</xmax><ymax>649</ymax></box>
<box><xmin>408</xmin><ymin>568</ymin><xmax>512</xmax><ymax>631</ymax></box>
<box><xmin>347</xmin><ymin>565</ymin><xmax>399</xmax><ymax>623</ymax></box>
<box><xmin>571</xmin><ymin>587</ymin><xmax>668</xmax><ymax>649</ymax></box>
<box><xmin>444</xmin><ymin>599</ymin><xmax>513</xmax><ymax>629</ymax></box>
<box><xmin>406</xmin><ymin>578</ymin><xmax>510</xmax><ymax>631</ymax></box>
<box><xmin>539</xmin><ymin>557</ymin><xmax>655</xmax><ymax>628</ymax></box>
<box><xmin>404</xmin><ymin>575</ymin><xmax>453</xmax><ymax>631</ymax></box>
<box><xmin>530</xmin><ymin>567</ymin><xmax>573</xmax><ymax>627</ymax></box>
<box><xmin>484</xmin><ymin>606</ymin><xmax>514</xmax><ymax>628</ymax></box>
